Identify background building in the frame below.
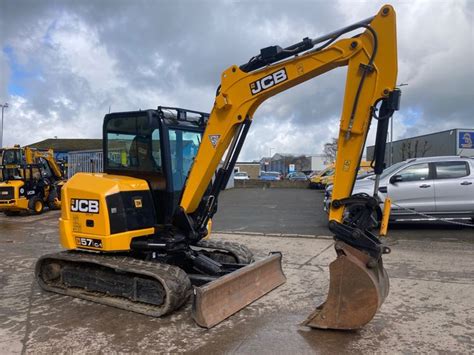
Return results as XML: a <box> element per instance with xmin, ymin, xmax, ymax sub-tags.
<box><xmin>27</xmin><ymin>138</ymin><xmax>102</xmax><ymax>161</ymax></box>
<box><xmin>234</xmin><ymin>162</ymin><xmax>260</xmax><ymax>179</ymax></box>
<box><xmin>367</xmin><ymin>128</ymin><xmax>474</xmax><ymax>165</ymax></box>
<box><xmin>259</xmin><ymin>153</ymin><xmax>327</xmax><ymax>174</ymax></box>
<box><xmin>310</xmin><ymin>154</ymin><xmax>327</xmax><ymax>172</ymax></box>
<box><xmin>259</xmin><ymin>153</ymin><xmax>311</xmax><ymax>174</ymax></box>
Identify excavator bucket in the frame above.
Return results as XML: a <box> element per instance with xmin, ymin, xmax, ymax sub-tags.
<box><xmin>193</xmin><ymin>252</ymin><xmax>286</xmax><ymax>328</ymax></box>
<box><xmin>304</xmin><ymin>241</ymin><xmax>389</xmax><ymax>330</ymax></box>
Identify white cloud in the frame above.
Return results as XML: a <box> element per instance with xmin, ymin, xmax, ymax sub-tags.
<box><xmin>3</xmin><ymin>95</ymin><xmax>92</xmax><ymax>147</ymax></box>
<box><xmin>1</xmin><ymin>0</ymin><xmax>472</xmax><ymax>162</ymax></box>
<box><xmin>48</xmin><ymin>14</ymin><xmax>123</xmax><ymax>93</ymax></box>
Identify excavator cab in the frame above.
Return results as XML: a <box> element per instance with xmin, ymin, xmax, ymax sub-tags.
<box><xmin>103</xmin><ymin>107</ymin><xmax>208</xmax><ymax>224</ymax></box>
<box><xmin>36</xmin><ymin>106</ymin><xmax>286</xmax><ymax>327</ymax></box>
<box><xmin>0</xmin><ymin>146</ymin><xmax>24</xmax><ymax>181</ymax></box>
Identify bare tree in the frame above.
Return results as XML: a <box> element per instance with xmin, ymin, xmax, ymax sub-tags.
<box><xmin>420</xmin><ymin>140</ymin><xmax>431</xmax><ymax>157</ymax></box>
<box><xmin>400</xmin><ymin>139</ymin><xmax>431</xmax><ymax>160</ymax></box>
<box><xmin>323</xmin><ymin>138</ymin><xmax>338</xmax><ymax>164</ymax></box>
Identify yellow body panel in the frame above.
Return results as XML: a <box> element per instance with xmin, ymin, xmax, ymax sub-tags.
<box><xmin>321</xmin><ymin>160</ymin><xmax>373</xmax><ymax>187</ymax></box>
<box><xmin>0</xmin><ymin>180</ymin><xmax>29</xmax><ymax>211</ymax></box>
<box><xmin>60</xmin><ymin>218</ymin><xmax>154</xmax><ymax>251</ymax></box>
<box><xmin>310</xmin><ymin>164</ymin><xmax>335</xmax><ymax>184</ymax></box>
<box><xmin>59</xmin><ymin>173</ymin><xmax>153</xmax><ymax>251</ymax></box>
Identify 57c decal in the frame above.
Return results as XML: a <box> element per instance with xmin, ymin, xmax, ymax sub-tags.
<box><xmin>75</xmin><ymin>237</ymin><xmax>103</xmax><ymax>249</ymax></box>
<box><xmin>250</xmin><ymin>68</ymin><xmax>288</xmax><ymax>95</ymax></box>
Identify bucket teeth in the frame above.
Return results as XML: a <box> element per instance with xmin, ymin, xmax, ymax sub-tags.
<box><xmin>193</xmin><ymin>253</ymin><xmax>286</xmax><ymax>328</ymax></box>
<box><xmin>304</xmin><ymin>242</ymin><xmax>389</xmax><ymax>330</ymax></box>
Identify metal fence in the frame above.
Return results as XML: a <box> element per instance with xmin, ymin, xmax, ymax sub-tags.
<box><xmin>67</xmin><ymin>150</ymin><xmax>103</xmax><ymax>179</ymax></box>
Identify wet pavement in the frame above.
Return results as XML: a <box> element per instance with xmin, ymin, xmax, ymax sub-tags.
<box><xmin>1</xmin><ymin>190</ymin><xmax>473</xmax><ymax>353</ymax></box>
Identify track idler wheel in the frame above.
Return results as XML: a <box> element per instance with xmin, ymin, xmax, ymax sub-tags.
<box><xmin>303</xmin><ymin>241</ymin><xmax>389</xmax><ymax>330</ymax></box>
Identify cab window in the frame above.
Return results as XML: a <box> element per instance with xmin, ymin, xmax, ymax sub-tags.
<box><xmin>106</xmin><ymin>115</ymin><xmax>162</xmax><ymax>172</ymax></box>
<box><xmin>38</xmin><ymin>158</ymin><xmax>53</xmax><ymax>178</ymax></box>
<box><xmin>169</xmin><ymin>129</ymin><xmax>201</xmax><ymax>191</ymax></box>
<box><xmin>434</xmin><ymin>161</ymin><xmax>469</xmax><ymax>179</ymax></box>
<box><xmin>397</xmin><ymin>163</ymin><xmax>430</xmax><ymax>182</ymax></box>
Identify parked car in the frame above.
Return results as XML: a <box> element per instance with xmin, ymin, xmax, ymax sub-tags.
<box><xmin>325</xmin><ymin>170</ymin><xmax>375</xmax><ymax>190</ymax></box>
<box><xmin>309</xmin><ymin>164</ymin><xmax>335</xmax><ymax>189</ymax></box>
<box><xmin>286</xmin><ymin>171</ymin><xmax>309</xmax><ymax>181</ymax></box>
<box><xmin>234</xmin><ymin>172</ymin><xmax>250</xmax><ymax>180</ymax></box>
<box><xmin>318</xmin><ymin>160</ymin><xmax>374</xmax><ymax>189</ymax></box>
<box><xmin>324</xmin><ymin>156</ymin><xmax>474</xmax><ymax>223</ymax></box>
<box><xmin>259</xmin><ymin>171</ymin><xmax>282</xmax><ymax>181</ymax></box>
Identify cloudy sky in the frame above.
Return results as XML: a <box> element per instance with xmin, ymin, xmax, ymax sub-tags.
<box><xmin>1</xmin><ymin>0</ymin><xmax>473</xmax><ymax>160</ymax></box>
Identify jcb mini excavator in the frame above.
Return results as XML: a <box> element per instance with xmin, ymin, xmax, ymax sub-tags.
<box><xmin>36</xmin><ymin>5</ymin><xmax>400</xmax><ymax>329</ymax></box>
<box><xmin>0</xmin><ymin>146</ymin><xmax>65</xmax><ymax>215</ymax></box>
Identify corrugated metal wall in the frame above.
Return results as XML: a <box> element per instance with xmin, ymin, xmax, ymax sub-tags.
<box><xmin>366</xmin><ymin>129</ymin><xmax>465</xmax><ymax>165</ymax></box>
<box><xmin>67</xmin><ymin>150</ymin><xmax>103</xmax><ymax>178</ymax></box>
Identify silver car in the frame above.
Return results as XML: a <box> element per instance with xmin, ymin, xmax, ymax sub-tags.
<box><xmin>324</xmin><ymin>156</ymin><xmax>474</xmax><ymax>223</ymax></box>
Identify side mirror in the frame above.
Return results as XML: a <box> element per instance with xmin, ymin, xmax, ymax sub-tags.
<box><xmin>390</xmin><ymin>174</ymin><xmax>403</xmax><ymax>184</ymax></box>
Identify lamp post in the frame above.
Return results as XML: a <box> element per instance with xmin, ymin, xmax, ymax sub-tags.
<box><xmin>269</xmin><ymin>147</ymin><xmax>275</xmax><ymax>171</ymax></box>
<box><xmin>269</xmin><ymin>147</ymin><xmax>275</xmax><ymax>158</ymax></box>
<box><xmin>0</xmin><ymin>103</ymin><xmax>8</xmax><ymax>148</ymax></box>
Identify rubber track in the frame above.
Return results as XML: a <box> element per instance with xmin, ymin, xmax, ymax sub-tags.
<box><xmin>35</xmin><ymin>251</ymin><xmax>192</xmax><ymax>317</ymax></box>
<box><xmin>195</xmin><ymin>240</ymin><xmax>255</xmax><ymax>264</ymax></box>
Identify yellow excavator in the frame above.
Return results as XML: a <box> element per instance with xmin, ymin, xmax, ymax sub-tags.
<box><xmin>36</xmin><ymin>5</ymin><xmax>400</xmax><ymax>329</ymax></box>
<box><xmin>0</xmin><ymin>146</ymin><xmax>65</xmax><ymax>215</ymax></box>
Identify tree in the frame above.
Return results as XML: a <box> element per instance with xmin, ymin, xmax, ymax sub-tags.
<box><xmin>400</xmin><ymin>139</ymin><xmax>431</xmax><ymax>160</ymax></box>
<box><xmin>323</xmin><ymin>138</ymin><xmax>338</xmax><ymax>164</ymax></box>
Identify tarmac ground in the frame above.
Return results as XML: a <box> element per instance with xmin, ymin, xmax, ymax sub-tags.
<box><xmin>1</xmin><ymin>188</ymin><xmax>473</xmax><ymax>353</ymax></box>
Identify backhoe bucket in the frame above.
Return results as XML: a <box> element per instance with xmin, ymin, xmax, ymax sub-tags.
<box><xmin>304</xmin><ymin>241</ymin><xmax>389</xmax><ymax>330</ymax></box>
<box><xmin>193</xmin><ymin>253</ymin><xmax>286</xmax><ymax>328</ymax></box>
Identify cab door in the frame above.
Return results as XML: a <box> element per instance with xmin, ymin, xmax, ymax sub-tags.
<box><xmin>387</xmin><ymin>162</ymin><xmax>435</xmax><ymax>213</ymax></box>
<box><xmin>433</xmin><ymin>160</ymin><xmax>474</xmax><ymax>213</ymax></box>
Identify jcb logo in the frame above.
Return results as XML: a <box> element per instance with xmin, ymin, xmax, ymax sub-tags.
<box><xmin>71</xmin><ymin>199</ymin><xmax>99</xmax><ymax>214</ymax></box>
<box><xmin>250</xmin><ymin>68</ymin><xmax>288</xmax><ymax>95</ymax></box>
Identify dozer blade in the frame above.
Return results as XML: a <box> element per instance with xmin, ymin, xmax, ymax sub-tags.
<box><xmin>193</xmin><ymin>252</ymin><xmax>286</xmax><ymax>328</ymax></box>
<box><xmin>304</xmin><ymin>241</ymin><xmax>389</xmax><ymax>330</ymax></box>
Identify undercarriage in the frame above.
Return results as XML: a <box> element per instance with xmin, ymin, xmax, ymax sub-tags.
<box><xmin>36</xmin><ymin>240</ymin><xmax>286</xmax><ymax>327</ymax></box>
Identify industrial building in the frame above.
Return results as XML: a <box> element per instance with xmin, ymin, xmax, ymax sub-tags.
<box><xmin>366</xmin><ymin>128</ymin><xmax>474</xmax><ymax>165</ymax></box>
<box><xmin>234</xmin><ymin>162</ymin><xmax>260</xmax><ymax>179</ymax></box>
<box><xmin>27</xmin><ymin>138</ymin><xmax>102</xmax><ymax>161</ymax></box>
<box><xmin>260</xmin><ymin>153</ymin><xmax>328</xmax><ymax>174</ymax></box>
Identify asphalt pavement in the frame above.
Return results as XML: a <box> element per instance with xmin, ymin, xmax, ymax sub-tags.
<box><xmin>212</xmin><ymin>188</ymin><xmax>474</xmax><ymax>242</ymax></box>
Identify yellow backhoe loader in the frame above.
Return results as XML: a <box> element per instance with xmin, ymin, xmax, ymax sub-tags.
<box><xmin>36</xmin><ymin>5</ymin><xmax>400</xmax><ymax>329</ymax></box>
<box><xmin>0</xmin><ymin>146</ymin><xmax>65</xmax><ymax>215</ymax></box>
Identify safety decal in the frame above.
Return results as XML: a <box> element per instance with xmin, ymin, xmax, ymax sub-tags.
<box><xmin>209</xmin><ymin>135</ymin><xmax>221</xmax><ymax>148</ymax></box>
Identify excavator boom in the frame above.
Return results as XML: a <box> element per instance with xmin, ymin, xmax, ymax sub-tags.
<box><xmin>180</xmin><ymin>4</ymin><xmax>399</xmax><ymax>329</ymax></box>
